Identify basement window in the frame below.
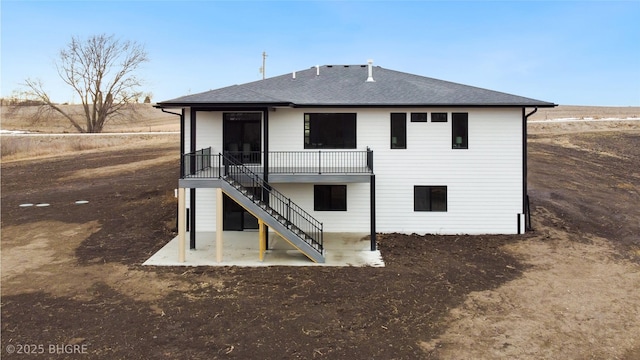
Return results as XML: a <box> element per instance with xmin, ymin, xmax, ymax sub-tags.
<box><xmin>314</xmin><ymin>185</ymin><xmax>347</xmax><ymax>211</ymax></box>
<box><xmin>414</xmin><ymin>186</ymin><xmax>447</xmax><ymax>212</ymax></box>
<box><xmin>452</xmin><ymin>113</ymin><xmax>468</xmax><ymax>149</ymax></box>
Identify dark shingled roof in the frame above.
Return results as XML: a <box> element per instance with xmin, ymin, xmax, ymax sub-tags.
<box><xmin>157</xmin><ymin>64</ymin><xmax>556</xmax><ymax>108</ymax></box>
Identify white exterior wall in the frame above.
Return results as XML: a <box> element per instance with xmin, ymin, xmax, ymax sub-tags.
<box><xmin>182</xmin><ymin>108</ymin><xmax>225</xmax><ymax>154</ymax></box>
<box><xmin>183</xmin><ymin>109</ymin><xmax>224</xmax><ymax>232</ymax></box>
<box><xmin>193</xmin><ymin>188</ymin><xmax>217</xmax><ymax>232</ymax></box>
<box><xmin>183</xmin><ymin>107</ymin><xmax>523</xmax><ymax>234</ymax></box>
<box><xmin>183</xmin><ymin>108</ymin><xmax>191</xmax><ymax>153</ymax></box>
<box><xmin>359</xmin><ymin>107</ymin><xmax>523</xmax><ymax>234</ymax></box>
<box><xmin>196</xmin><ymin>111</ymin><xmax>223</xmax><ymax>154</ymax></box>
<box><xmin>269</xmin><ymin>108</ymin><xmax>370</xmax><ymax>232</ymax></box>
<box><xmin>268</xmin><ymin>108</ymin><xmax>304</xmax><ymax>151</ymax></box>
<box><xmin>271</xmin><ymin>107</ymin><xmax>523</xmax><ymax>234</ymax></box>
<box><xmin>273</xmin><ymin>183</ymin><xmax>370</xmax><ymax>232</ymax></box>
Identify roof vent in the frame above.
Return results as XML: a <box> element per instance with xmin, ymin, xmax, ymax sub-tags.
<box><xmin>316</xmin><ymin>65</ymin><xmax>320</xmax><ymax>76</ymax></box>
<box><xmin>366</xmin><ymin>59</ymin><xmax>375</xmax><ymax>82</ymax></box>
<box><xmin>292</xmin><ymin>71</ymin><xmax>296</xmax><ymax>79</ymax></box>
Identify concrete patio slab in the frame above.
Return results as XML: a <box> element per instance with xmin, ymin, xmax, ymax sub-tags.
<box><xmin>143</xmin><ymin>231</ymin><xmax>385</xmax><ymax>267</ymax></box>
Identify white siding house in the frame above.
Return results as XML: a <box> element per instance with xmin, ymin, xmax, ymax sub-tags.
<box><xmin>157</xmin><ymin>63</ymin><xmax>555</xmax><ymax>263</ymax></box>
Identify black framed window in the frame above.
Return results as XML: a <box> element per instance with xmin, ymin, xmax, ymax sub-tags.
<box><xmin>223</xmin><ymin>112</ymin><xmax>262</xmax><ymax>164</ymax></box>
<box><xmin>390</xmin><ymin>113</ymin><xmax>407</xmax><ymax>149</ymax></box>
<box><xmin>410</xmin><ymin>113</ymin><xmax>429</xmax><ymax>122</ymax></box>
<box><xmin>452</xmin><ymin>113</ymin><xmax>468</xmax><ymax>149</ymax></box>
<box><xmin>304</xmin><ymin>113</ymin><xmax>356</xmax><ymax>149</ymax></box>
<box><xmin>314</xmin><ymin>185</ymin><xmax>347</xmax><ymax>211</ymax></box>
<box><xmin>414</xmin><ymin>186</ymin><xmax>447</xmax><ymax>212</ymax></box>
<box><xmin>431</xmin><ymin>112</ymin><xmax>448</xmax><ymax>122</ymax></box>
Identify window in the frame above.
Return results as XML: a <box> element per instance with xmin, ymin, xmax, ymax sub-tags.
<box><xmin>304</xmin><ymin>113</ymin><xmax>356</xmax><ymax>149</ymax></box>
<box><xmin>414</xmin><ymin>186</ymin><xmax>447</xmax><ymax>212</ymax></box>
<box><xmin>431</xmin><ymin>112</ymin><xmax>448</xmax><ymax>122</ymax></box>
<box><xmin>390</xmin><ymin>113</ymin><xmax>407</xmax><ymax>149</ymax></box>
<box><xmin>410</xmin><ymin>113</ymin><xmax>429</xmax><ymax>122</ymax></box>
<box><xmin>314</xmin><ymin>185</ymin><xmax>347</xmax><ymax>211</ymax></box>
<box><xmin>452</xmin><ymin>113</ymin><xmax>468</xmax><ymax>149</ymax></box>
<box><xmin>223</xmin><ymin>112</ymin><xmax>261</xmax><ymax>164</ymax></box>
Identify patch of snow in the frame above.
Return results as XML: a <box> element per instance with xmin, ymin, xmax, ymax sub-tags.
<box><xmin>529</xmin><ymin>117</ymin><xmax>640</xmax><ymax>123</ymax></box>
<box><xmin>0</xmin><ymin>129</ymin><xmax>31</xmax><ymax>134</ymax></box>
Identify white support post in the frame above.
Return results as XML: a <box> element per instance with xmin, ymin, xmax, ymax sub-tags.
<box><xmin>178</xmin><ymin>188</ymin><xmax>186</xmax><ymax>262</ymax></box>
<box><xmin>216</xmin><ymin>188</ymin><xmax>224</xmax><ymax>263</ymax></box>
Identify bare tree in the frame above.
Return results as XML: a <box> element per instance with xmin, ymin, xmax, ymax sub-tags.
<box><xmin>23</xmin><ymin>34</ymin><xmax>149</xmax><ymax>133</ymax></box>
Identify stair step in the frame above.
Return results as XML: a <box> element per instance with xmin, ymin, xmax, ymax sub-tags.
<box><xmin>222</xmin><ymin>164</ymin><xmax>324</xmax><ymax>259</ymax></box>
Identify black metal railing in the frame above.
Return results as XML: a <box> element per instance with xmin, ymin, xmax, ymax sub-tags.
<box><xmin>182</xmin><ymin>148</ymin><xmax>374</xmax><ymax>179</ymax></box>
<box><xmin>220</xmin><ymin>153</ymin><xmax>323</xmax><ymax>253</ymax></box>
<box><xmin>182</xmin><ymin>147</ymin><xmax>221</xmax><ymax>178</ymax></box>
<box><xmin>270</xmin><ymin>148</ymin><xmax>373</xmax><ymax>174</ymax></box>
<box><xmin>224</xmin><ymin>151</ymin><xmax>261</xmax><ymax>165</ymax></box>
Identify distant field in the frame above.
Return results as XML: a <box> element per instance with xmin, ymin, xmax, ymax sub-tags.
<box><xmin>0</xmin><ymin>133</ymin><xmax>178</xmax><ymax>162</ymax></box>
<box><xmin>528</xmin><ymin>105</ymin><xmax>640</xmax><ymax>121</ymax></box>
<box><xmin>2</xmin><ymin>103</ymin><xmax>639</xmax><ymax>161</ymax></box>
<box><xmin>1</xmin><ymin>104</ymin><xmax>178</xmax><ymax>133</ymax></box>
<box><xmin>2</xmin><ymin>104</ymin><xmax>639</xmax><ymax>134</ymax></box>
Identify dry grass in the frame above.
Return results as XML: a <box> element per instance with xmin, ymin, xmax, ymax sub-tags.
<box><xmin>3</xmin><ymin>104</ymin><xmax>639</xmax><ymax>134</ymax></box>
<box><xmin>528</xmin><ymin>105</ymin><xmax>640</xmax><ymax>121</ymax></box>
<box><xmin>1</xmin><ymin>103</ymin><xmax>180</xmax><ymax>161</ymax></box>
<box><xmin>1</xmin><ymin>103</ymin><xmax>179</xmax><ymax>133</ymax></box>
<box><xmin>2</xmin><ymin>104</ymin><xmax>638</xmax><ymax>162</ymax></box>
<box><xmin>1</xmin><ymin>134</ymin><xmax>178</xmax><ymax>162</ymax></box>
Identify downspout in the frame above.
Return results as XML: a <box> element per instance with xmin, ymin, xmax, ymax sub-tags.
<box><xmin>370</xmin><ymin>174</ymin><xmax>376</xmax><ymax>251</ymax></box>
<box><xmin>160</xmin><ymin>108</ymin><xmax>184</xmax><ymax>236</ymax></box>
<box><xmin>523</xmin><ymin>107</ymin><xmax>537</xmax><ymax>232</ymax></box>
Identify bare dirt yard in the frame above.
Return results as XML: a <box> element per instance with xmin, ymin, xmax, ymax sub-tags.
<box><xmin>1</xmin><ymin>106</ymin><xmax>639</xmax><ymax>359</ymax></box>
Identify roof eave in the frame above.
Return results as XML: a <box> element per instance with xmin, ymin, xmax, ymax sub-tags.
<box><xmin>155</xmin><ymin>101</ymin><xmax>292</xmax><ymax>109</ymax></box>
<box><xmin>155</xmin><ymin>99</ymin><xmax>557</xmax><ymax>109</ymax></box>
<box><xmin>290</xmin><ymin>103</ymin><xmax>558</xmax><ymax>108</ymax></box>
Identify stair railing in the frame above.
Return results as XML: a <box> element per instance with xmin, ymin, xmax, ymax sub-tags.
<box><xmin>219</xmin><ymin>153</ymin><xmax>324</xmax><ymax>253</ymax></box>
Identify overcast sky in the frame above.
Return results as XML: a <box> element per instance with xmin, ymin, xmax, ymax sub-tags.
<box><xmin>1</xmin><ymin>0</ymin><xmax>639</xmax><ymax>106</ymax></box>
